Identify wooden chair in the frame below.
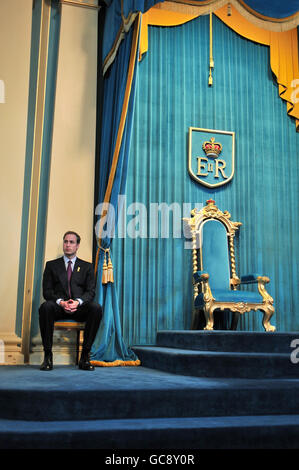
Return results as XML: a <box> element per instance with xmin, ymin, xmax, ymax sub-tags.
<box><xmin>184</xmin><ymin>199</ymin><xmax>276</xmax><ymax>332</ymax></box>
<box><xmin>54</xmin><ymin>320</ymin><xmax>85</xmax><ymax>364</ymax></box>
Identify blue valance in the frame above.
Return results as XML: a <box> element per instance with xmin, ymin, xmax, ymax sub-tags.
<box><xmin>243</xmin><ymin>0</ymin><xmax>299</xmax><ymax>19</ymax></box>
<box><xmin>102</xmin><ymin>1</ymin><xmax>299</xmax><ymax>74</ymax></box>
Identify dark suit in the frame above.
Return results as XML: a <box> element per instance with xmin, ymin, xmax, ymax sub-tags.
<box><xmin>39</xmin><ymin>257</ymin><xmax>102</xmax><ymax>354</ymax></box>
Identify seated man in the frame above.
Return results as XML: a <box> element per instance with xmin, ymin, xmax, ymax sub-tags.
<box><xmin>39</xmin><ymin>231</ymin><xmax>102</xmax><ymax>371</ymax></box>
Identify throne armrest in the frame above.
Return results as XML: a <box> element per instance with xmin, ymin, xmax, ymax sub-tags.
<box><xmin>240</xmin><ymin>274</ymin><xmax>270</xmax><ymax>284</ymax></box>
<box><xmin>193</xmin><ymin>270</ymin><xmax>209</xmax><ymax>284</ymax></box>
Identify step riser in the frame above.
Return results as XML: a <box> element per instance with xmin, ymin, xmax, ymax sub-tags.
<box><xmin>133</xmin><ymin>348</ymin><xmax>298</xmax><ymax>379</ymax></box>
<box><xmin>2</xmin><ymin>423</ymin><xmax>299</xmax><ymax>449</ymax></box>
<box><xmin>156</xmin><ymin>331</ymin><xmax>299</xmax><ymax>354</ymax></box>
<box><xmin>1</xmin><ymin>384</ymin><xmax>299</xmax><ymax>421</ymax></box>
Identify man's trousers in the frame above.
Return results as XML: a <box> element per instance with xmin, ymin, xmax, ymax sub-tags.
<box><xmin>39</xmin><ymin>300</ymin><xmax>102</xmax><ymax>353</ymax></box>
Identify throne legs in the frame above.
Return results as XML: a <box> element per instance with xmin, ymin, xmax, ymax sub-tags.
<box><xmin>260</xmin><ymin>304</ymin><xmax>276</xmax><ymax>332</ymax></box>
<box><xmin>203</xmin><ymin>305</ymin><xmax>216</xmax><ymax>331</ymax></box>
<box><xmin>257</xmin><ymin>279</ymin><xmax>276</xmax><ymax>332</ymax></box>
<box><xmin>202</xmin><ymin>302</ymin><xmax>276</xmax><ymax>332</ymax></box>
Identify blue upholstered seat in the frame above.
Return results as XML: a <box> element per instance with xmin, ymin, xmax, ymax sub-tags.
<box><xmin>195</xmin><ymin>289</ymin><xmax>262</xmax><ymax>307</ymax></box>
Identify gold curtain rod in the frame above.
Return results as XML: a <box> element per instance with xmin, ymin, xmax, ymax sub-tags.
<box><xmin>59</xmin><ymin>0</ymin><xmax>101</xmax><ymax>10</ymax></box>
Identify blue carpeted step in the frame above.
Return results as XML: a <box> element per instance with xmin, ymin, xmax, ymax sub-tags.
<box><xmin>156</xmin><ymin>330</ymin><xmax>299</xmax><ymax>354</ymax></box>
<box><xmin>1</xmin><ymin>366</ymin><xmax>299</xmax><ymax>421</ymax></box>
<box><xmin>1</xmin><ymin>414</ymin><xmax>299</xmax><ymax>449</ymax></box>
<box><xmin>132</xmin><ymin>345</ymin><xmax>299</xmax><ymax>379</ymax></box>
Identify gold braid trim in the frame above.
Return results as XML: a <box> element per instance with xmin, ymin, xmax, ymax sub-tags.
<box><xmin>90</xmin><ymin>359</ymin><xmax>141</xmax><ymax>367</ymax></box>
<box><xmin>95</xmin><ymin>14</ymin><xmax>142</xmax><ymax>277</ymax></box>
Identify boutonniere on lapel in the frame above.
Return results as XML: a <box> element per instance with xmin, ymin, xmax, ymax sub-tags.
<box><xmin>77</xmin><ymin>266</ymin><xmax>80</xmax><ymax>272</ymax></box>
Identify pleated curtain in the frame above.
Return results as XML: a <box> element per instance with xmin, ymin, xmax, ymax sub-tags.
<box><xmin>91</xmin><ymin>21</ymin><xmax>141</xmax><ymax>364</ymax></box>
<box><xmin>112</xmin><ymin>14</ymin><xmax>299</xmax><ymax>346</ymax></box>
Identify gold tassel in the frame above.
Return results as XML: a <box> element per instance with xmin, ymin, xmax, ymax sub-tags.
<box><xmin>107</xmin><ymin>251</ymin><xmax>114</xmax><ymax>283</ymax></box>
<box><xmin>102</xmin><ymin>251</ymin><xmax>108</xmax><ymax>284</ymax></box>
<box><xmin>100</xmin><ymin>247</ymin><xmax>114</xmax><ymax>284</ymax></box>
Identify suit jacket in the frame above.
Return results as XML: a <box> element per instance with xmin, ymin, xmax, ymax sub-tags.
<box><xmin>42</xmin><ymin>257</ymin><xmax>96</xmax><ymax>304</ymax></box>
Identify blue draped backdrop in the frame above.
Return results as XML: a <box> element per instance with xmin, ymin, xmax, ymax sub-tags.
<box><xmin>111</xmin><ymin>14</ymin><xmax>299</xmax><ymax>347</ymax></box>
<box><xmin>91</xmin><ymin>21</ymin><xmax>140</xmax><ymax>363</ymax></box>
<box><xmin>92</xmin><ymin>1</ymin><xmax>299</xmax><ymax>363</ymax></box>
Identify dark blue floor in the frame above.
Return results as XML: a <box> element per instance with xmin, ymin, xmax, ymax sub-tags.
<box><xmin>1</xmin><ymin>331</ymin><xmax>299</xmax><ymax>449</ymax></box>
<box><xmin>1</xmin><ymin>364</ymin><xmax>299</xmax><ymax>449</ymax></box>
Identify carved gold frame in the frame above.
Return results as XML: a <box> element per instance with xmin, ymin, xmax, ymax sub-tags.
<box><xmin>183</xmin><ymin>199</ymin><xmax>276</xmax><ymax>332</ymax></box>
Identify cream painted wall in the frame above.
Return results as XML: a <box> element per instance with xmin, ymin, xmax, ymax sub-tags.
<box><xmin>0</xmin><ymin>2</ymin><xmax>98</xmax><ymax>364</ymax></box>
<box><xmin>44</xmin><ymin>4</ymin><xmax>98</xmax><ymax>264</ymax></box>
<box><xmin>0</xmin><ymin>1</ymin><xmax>32</xmax><ymax>336</ymax></box>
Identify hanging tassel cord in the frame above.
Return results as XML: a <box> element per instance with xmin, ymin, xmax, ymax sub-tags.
<box><xmin>209</xmin><ymin>11</ymin><xmax>214</xmax><ymax>86</ymax></box>
<box><xmin>99</xmin><ymin>246</ymin><xmax>114</xmax><ymax>284</ymax></box>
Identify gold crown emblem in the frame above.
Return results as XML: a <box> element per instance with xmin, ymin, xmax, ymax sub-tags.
<box><xmin>202</xmin><ymin>137</ymin><xmax>222</xmax><ymax>158</ymax></box>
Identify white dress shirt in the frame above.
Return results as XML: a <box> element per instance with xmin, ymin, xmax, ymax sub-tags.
<box><xmin>63</xmin><ymin>255</ymin><xmax>77</xmax><ymax>271</ymax></box>
<box><xmin>56</xmin><ymin>256</ymin><xmax>83</xmax><ymax>306</ymax></box>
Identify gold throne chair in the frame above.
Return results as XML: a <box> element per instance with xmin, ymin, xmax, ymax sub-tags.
<box><xmin>184</xmin><ymin>200</ymin><xmax>276</xmax><ymax>332</ymax></box>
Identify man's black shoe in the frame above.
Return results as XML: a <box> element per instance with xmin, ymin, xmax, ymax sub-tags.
<box><xmin>40</xmin><ymin>352</ymin><xmax>53</xmax><ymax>371</ymax></box>
<box><xmin>78</xmin><ymin>352</ymin><xmax>95</xmax><ymax>371</ymax></box>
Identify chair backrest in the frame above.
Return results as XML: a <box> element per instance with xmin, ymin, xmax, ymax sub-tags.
<box><xmin>201</xmin><ymin>219</ymin><xmax>230</xmax><ymax>291</ymax></box>
<box><xmin>184</xmin><ymin>199</ymin><xmax>242</xmax><ymax>293</ymax></box>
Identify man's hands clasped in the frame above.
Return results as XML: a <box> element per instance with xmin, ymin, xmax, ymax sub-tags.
<box><xmin>60</xmin><ymin>299</ymin><xmax>79</xmax><ymax>314</ymax></box>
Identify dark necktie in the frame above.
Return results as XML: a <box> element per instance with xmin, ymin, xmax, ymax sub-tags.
<box><xmin>67</xmin><ymin>260</ymin><xmax>72</xmax><ymax>299</ymax></box>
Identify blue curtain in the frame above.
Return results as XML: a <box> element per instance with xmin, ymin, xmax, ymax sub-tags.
<box><xmin>91</xmin><ymin>18</ymin><xmax>141</xmax><ymax>364</ymax></box>
<box><xmin>102</xmin><ymin>0</ymin><xmax>164</xmax><ymax>71</ymax></box>
<box><xmin>111</xmin><ymin>14</ymin><xmax>299</xmax><ymax>346</ymax></box>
